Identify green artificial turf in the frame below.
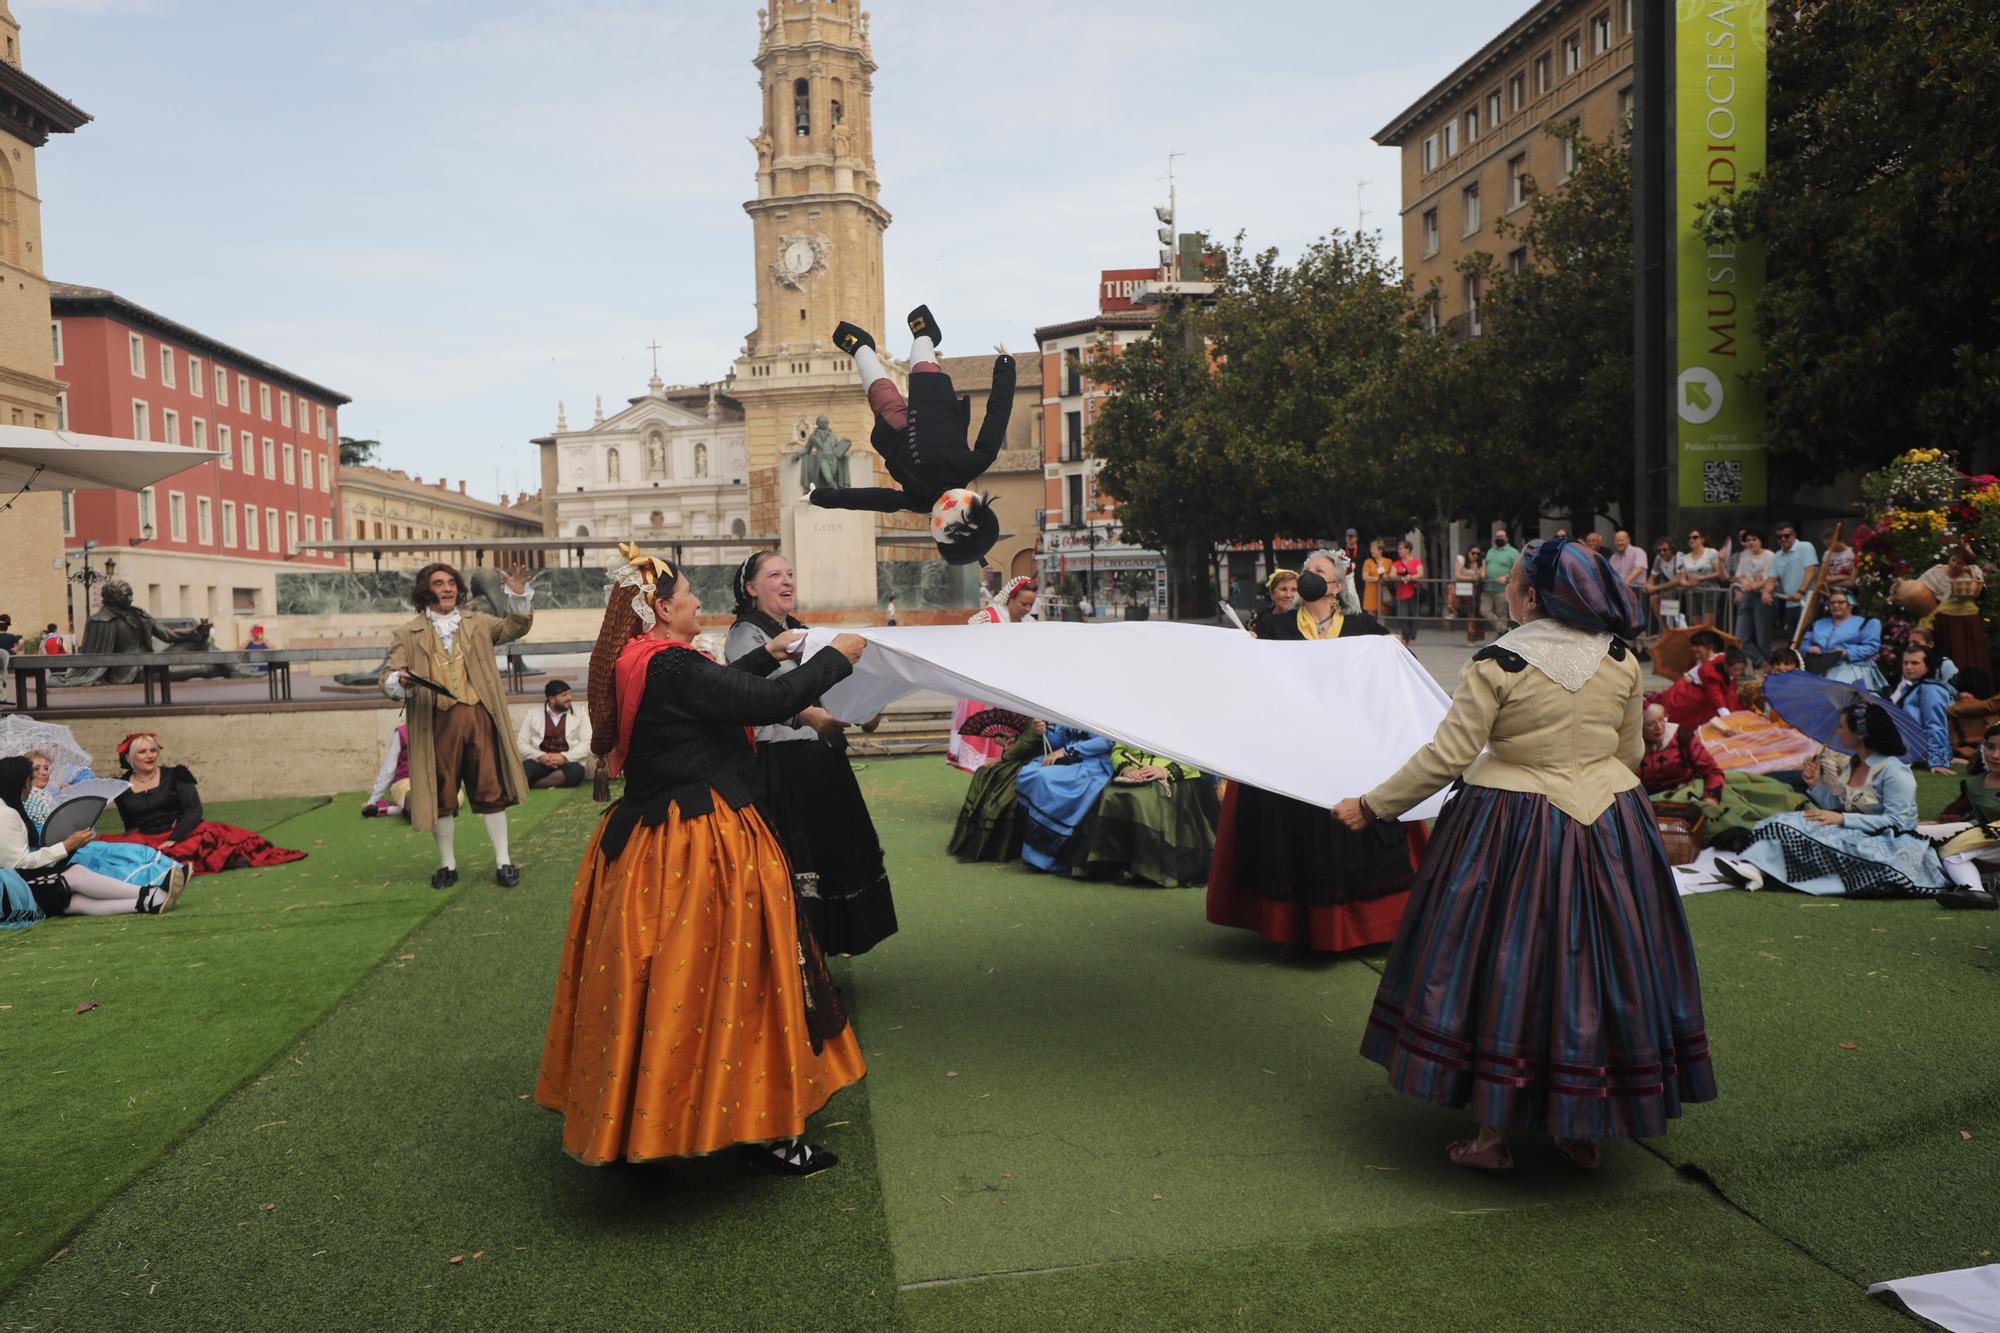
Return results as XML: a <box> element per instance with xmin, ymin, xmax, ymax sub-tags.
<box><xmin>0</xmin><ymin>788</ymin><xmax>571</xmax><ymax>1294</ymax></box>
<box><xmin>6</xmin><ymin>758</ymin><xmax>1992</xmax><ymax>1329</ymax></box>
<box><xmin>896</xmin><ymin>1175</ymin><xmax>1910</xmax><ymax>1332</ymax></box>
<box><xmin>0</xmin><ymin>795</ymin><xmax>899</xmax><ymax>1330</ymax></box>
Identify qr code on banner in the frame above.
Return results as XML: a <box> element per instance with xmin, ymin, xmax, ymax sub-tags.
<box><xmin>1702</xmin><ymin>460</ymin><xmax>1743</xmax><ymax>504</ymax></box>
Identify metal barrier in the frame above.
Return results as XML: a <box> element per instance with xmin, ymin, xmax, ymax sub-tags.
<box><xmin>5</xmin><ymin>640</ymin><xmax>600</xmax><ymax>711</ymax></box>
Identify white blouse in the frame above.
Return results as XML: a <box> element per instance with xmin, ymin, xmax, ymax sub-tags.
<box><xmin>0</xmin><ymin>804</ymin><xmax>68</xmax><ymax>872</ymax></box>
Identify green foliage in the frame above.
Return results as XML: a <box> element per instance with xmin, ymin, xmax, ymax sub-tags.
<box><xmin>338</xmin><ymin>436</ymin><xmax>381</xmax><ymax>468</ymax></box>
<box><xmin>1706</xmin><ymin>0</ymin><xmax>2000</xmax><ymax>472</ymax></box>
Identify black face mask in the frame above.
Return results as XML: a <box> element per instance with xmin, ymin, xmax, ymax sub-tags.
<box><xmin>1296</xmin><ymin>571</ymin><xmax>1329</xmax><ymax>603</ymax></box>
<box><xmin>1492</xmin><ymin>537</ymin><xmax>1510</xmax><ymax>549</ymax></box>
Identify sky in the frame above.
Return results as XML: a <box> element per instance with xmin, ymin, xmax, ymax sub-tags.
<box><xmin>29</xmin><ymin>0</ymin><xmax>1507</xmax><ymax>499</ymax></box>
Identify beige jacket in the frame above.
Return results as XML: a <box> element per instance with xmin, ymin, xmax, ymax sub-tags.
<box><xmin>1365</xmin><ymin>637</ymin><xmax>1643</xmax><ymax>825</ymax></box>
<box><xmin>382</xmin><ymin>605</ymin><xmax>533</xmax><ymax>832</ymax></box>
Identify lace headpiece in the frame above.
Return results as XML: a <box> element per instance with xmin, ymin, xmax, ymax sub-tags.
<box><xmin>606</xmin><ymin>541</ymin><xmax>677</xmax><ymax>633</ymax></box>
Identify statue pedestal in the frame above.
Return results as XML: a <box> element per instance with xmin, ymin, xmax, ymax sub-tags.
<box><xmin>781</xmin><ymin>455</ymin><xmax>880</xmax><ymax>611</ymax></box>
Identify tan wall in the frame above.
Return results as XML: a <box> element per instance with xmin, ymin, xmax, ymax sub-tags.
<box><xmin>2</xmin><ymin>492</ymin><xmax>66</xmax><ymax>632</ymax></box>
<box><xmin>63</xmin><ymin>699</ymin><xmax>564</xmax><ymax>805</ymax></box>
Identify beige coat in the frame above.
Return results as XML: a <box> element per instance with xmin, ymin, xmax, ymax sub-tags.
<box><xmin>1366</xmin><ymin>643</ymin><xmax>1643</xmax><ymax>825</ymax></box>
<box><xmin>383</xmin><ymin>607</ymin><xmax>533</xmax><ymax>832</ymax></box>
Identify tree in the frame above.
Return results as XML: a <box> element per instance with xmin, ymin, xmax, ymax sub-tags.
<box><xmin>1707</xmin><ymin>1</ymin><xmax>2000</xmax><ymax>475</ymax></box>
<box><xmin>339</xmin><ymin>436</ymin><xmax>381</xmax><ymax>468</ymax></box>
<box><xmin>1195</xmin><ymin>230</ymin><xmax>1420</xmax><ymax>538</ymax></box>
<box><xmin>1085</xmin><ymin>299</ymin><xmax>1235</xmax><ymax>615</ymax></box>
<box><xmin>1446</xmin><ymin>120</ymin><xmax>1637</xmax><ymax>532</ymax></box>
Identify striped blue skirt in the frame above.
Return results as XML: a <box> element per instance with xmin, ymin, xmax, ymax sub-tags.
<box><xmin>1360</xmin><ymin>784</ymin><xmax>1717</xmax><ymax>1140</ymax></box>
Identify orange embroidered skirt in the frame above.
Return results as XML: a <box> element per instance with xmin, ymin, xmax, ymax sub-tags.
<box><xmin>534</xmin><ymin>796</ymin><xmax>866</xmax><ymax>1164</ymax></box>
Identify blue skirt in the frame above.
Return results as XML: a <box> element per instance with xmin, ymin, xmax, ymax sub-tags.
<box><xmin>70</xmin><ymin>839</ymin><xmax>180</xmax><ymax>888</ymax></box>
<box><xmin>1361</xmin><ymin>784</ymin><xmax>1717</xmax><ymax>1140</ymax></box>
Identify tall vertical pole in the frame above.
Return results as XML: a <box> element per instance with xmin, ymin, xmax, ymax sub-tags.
<box><xmin>1632</xmin><ymin>0</ymin><xmax>1671</xmax><ymax>547</ymax></box>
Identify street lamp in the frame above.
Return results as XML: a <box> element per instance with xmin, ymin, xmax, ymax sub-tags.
<box><xmin>64</xmin><ymin>539</ymin><xmax>102</xmax><ymax>635</ymax></box>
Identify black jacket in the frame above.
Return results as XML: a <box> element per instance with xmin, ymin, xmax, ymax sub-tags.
<box><xmin>602</xmin><ymin>645</ymin><xmax>853</xmax><ymax>859</ymax></box>
<box><xmin>870</xmin><ymin>354</ymin><xmax>1015</xmax><ymax>499</ymax></box>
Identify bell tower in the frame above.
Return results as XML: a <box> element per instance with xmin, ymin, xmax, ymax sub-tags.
<box><xmin>734</xmin><ymin>0</ymin><xmax>891</xmax><ymax>543</ymax></box>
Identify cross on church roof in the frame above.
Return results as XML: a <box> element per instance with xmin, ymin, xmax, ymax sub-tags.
<box><xmin>646</xmin><ymin>339</ymin><xmax>662</xmax><ymax>377</ymax></box>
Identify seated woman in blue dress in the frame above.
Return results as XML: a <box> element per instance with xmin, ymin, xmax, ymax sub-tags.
<box><xmin>1719</xmin><ymin>700</ymin><xmax>1948</xmax><ymax>897</ymax></box>
<box><xmin>1799</xmin><ymin>590</ymin><xmax>1884</xmax><ymax>690</ymax></box>
<box><xmin>1016</xmin><ymin>726</ymin><xmax>1114</xmax><ymax>873</ymax></box>
<box><xmin>1883</xmin><ymin>644</ymin><xmax>1956</xmax><ymax>775</ymax></box>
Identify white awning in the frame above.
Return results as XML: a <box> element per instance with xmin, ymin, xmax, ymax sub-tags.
<box><xmin>0</xmin><ymin>424</ymin><xmax>224</xmax><ymax>493</ymax></box>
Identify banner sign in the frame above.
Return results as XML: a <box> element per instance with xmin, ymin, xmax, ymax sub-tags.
<box><xmin>1674</xmin><ymin>0</ymin><xmax>1767</xmax><ymax>508</ymax></box>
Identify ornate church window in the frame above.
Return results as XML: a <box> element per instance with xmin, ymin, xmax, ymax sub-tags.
<box><xmin>574</xmin><ymin>524</ymin><xmax>591</xmax><ymax>538</ymax></box>
<box><xmin>731</xmin><ymin>518</ymin><xmax>747</xmax><ymax>537</ymax></box>
<box><xmin>793</xmin><ymin>78</ymin><xmax>811</xmax><ymax>137</ymax></box>
<box><xmin>694</xmin><ymin>443</ymin><xmax>709</xmax><ymax>477</ymax></box>
<box><xmin>831</xmin><ymin>99</ymin><xmax>843</xmax><ymax>126</ymax></box>
<box><xmin>606</xmin><ymin>447</ymin><xmax>622</xmax><ymax>482</ymax></box>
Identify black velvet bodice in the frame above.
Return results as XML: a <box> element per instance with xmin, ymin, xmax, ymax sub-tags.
<box><xmin>114</xmin><ymin>765</ymin><xmax>204</xmax><ymax>839</ymax></box>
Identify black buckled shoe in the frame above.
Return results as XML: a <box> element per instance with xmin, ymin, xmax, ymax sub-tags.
<box><xmin>495</xmin><ymin>864</ymin><xmax>522</xmax><ymax>888</ymax></box>
<box><xmin>430</xmin><ymin>866</ymin><xmax>458</xmax><ymax>890</ymax></box>
<box><xmin>831</xmin><ymin>321</ymin><xmax>875</xmax><ymax>355</ymax></box>
<box><xmin>737</xmin><ymin>1140</ymin><xmax>839</xmax><ymax>1177</ymax></box>
<box><xmin>905</xmin><ymin>304</ymin><xmax>942</xmax><ymax>347</ymax></box>
<box><xmin>1939</xmin><ymin>887</ymin><xmax>1998</xmax><ymax>911</ymax></box>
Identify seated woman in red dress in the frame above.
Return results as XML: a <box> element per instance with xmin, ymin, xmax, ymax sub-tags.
<box><xmin>99</xmin><ymin>732</ymin><xmax>306</xmax><ymax>875</ymax></box>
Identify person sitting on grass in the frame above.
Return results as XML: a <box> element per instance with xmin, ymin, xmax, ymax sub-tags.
<box><xmin>362</xmin><ymin>724</ymin><xmax>412</xmax><ymax>818</ymax></box>
<box><xmin>814</xmin><ymin>305</ymin><xmax>1012</xmax><ymax>568</ymax></box>
<box><xmin>1718</xmin><ymin>703</ymin><xmax>1947</xmax><ymax>898</ymax></box>
<box><xmin>1907</xmin><ymin>626</ymin><xmax>1958</xmax><ymax>689</ymax></box>
<box><xmin>0</xmin><ymin>755</ymin><xmax>189</xmax><ymax>921</ymax></box>
<box><xmin>1654</xmin><ymin>632</ymin><xmax>1744</xmax><ymax>729</ymax></box>
<box><xmin>515</xmin><ymin>679</ymin><xmax>593</xmax><ymax>789</ymax></box>
<box><xmin>1947</xmin><ymin>667</ymin><xmax>2000</xmax><ymax>763</ymax></box>
<box><xmin>1885</xmin><ymin>645</ymin><xmax>1956</xmax><ymax>775</ymax></box>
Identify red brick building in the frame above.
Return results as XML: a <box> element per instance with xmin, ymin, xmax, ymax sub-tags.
<box><xmin>51</xmin><ymin>283</ymin><xmax>349</xmax><ymax>632</ymax></box>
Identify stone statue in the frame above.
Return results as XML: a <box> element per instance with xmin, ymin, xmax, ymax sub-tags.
<box><xmin>832</xmin><ymin>123</ymin><xmax>853</xmax><ymax>159</ymax></box>
<box><xmin>790</xmin><ymin>414</ymin><xmax>853</xmax><ymax>491</ymax></box>
<box><xmin>55</xmin><ymin>580</ymin><xmax>217</xmax><ymax>686</ymax></box>
<box><xmin>749</xmin><ymin>128</ymin><xmax>774</xmax><ymax>170</ymax></box>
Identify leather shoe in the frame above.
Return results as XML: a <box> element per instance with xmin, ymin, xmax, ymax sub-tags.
<box><xmin>430</xmin><ymin>866</ymin><xmax>458</xmax><ymax>890</ymax></box>
<box><xmin>905</xmin><ymin>303</ymin><xmax>942</xmax><ymax>346</ymax></box>
<box><xmin>831</xmin><ymin>321</ymin><xmax>875</xmax><ymax>354</ymax></box>
<box><xmin>495</xmin><ymin>864</ymin><xmax>522</xmax><ymax>888</ymax></box>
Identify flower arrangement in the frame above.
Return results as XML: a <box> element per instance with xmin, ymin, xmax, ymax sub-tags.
<box><xmin>1851</xmin><ymin>449</ymin><xmax>2000</xmax><ymax>666</ymax></box>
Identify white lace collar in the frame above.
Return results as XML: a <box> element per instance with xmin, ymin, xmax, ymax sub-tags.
<box><xmin>1493</xmin><ymin>617</ymin><xmax>1613</xmax><ymax>693</ymax></box>
<box><xmin>424</xmin><ymin>606</ymin><xmax>463</xmax><ymax>651</ymax></box>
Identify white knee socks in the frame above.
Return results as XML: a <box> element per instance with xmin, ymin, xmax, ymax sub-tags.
<box><xmin>483</xmin><ymin>811</ymin><xmax>512</xmax><ymax>866</ymax></box>
<box><xmin>434</xmin><ymin>815</ymin><xmax>457</xmax><ymax>871</ymax></box>
<box><xmin>910</xmin><ymin>335</ymin><xmax>935</xmax><ymax>366</ymax></box>
<box><xmin>852</xmin><ymin>344</ymin><xmax>888</xmax><ymax>391</ymax></box>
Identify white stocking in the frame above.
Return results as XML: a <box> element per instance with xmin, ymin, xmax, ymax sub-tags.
<box><xmin>434</xmin><ymin>815</ymin><xmax>457</xmax><ymax>871</ymax></box>
<box><xmin>483</xmin><ymin>811</ymin><xmax>511</xmax><ymax>866</ymax></box>
<box><xmin>909</xmin><ymin>335</ymin><xmax>936</xmax><ymax>366</ymax></box>
<box><xmin>852</xmin><ymin>344</ymin><xmax>888</xmax><ymax>391</ymax></box>
<box><xmin>1942</xmin><ymin>850</ymin><xmax>1994</xmax><ymax>892</ymax></box>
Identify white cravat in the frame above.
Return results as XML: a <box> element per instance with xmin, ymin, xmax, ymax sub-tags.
<box><xmin>425</xmin><ymin>607</ymin><xmax>463</xmax><ymax>653</ymax></box>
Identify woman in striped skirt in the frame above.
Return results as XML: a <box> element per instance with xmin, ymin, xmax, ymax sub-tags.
<box><xmin>1333</xmin><ymin>537</ymin><xmax>1715</xmax><ymax>1171</ymax></box>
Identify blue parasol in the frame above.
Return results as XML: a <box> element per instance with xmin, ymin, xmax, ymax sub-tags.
<box><xmin>1762</xmin><ymin>671</ymin><xmax>1929</xmax><ymax>758</ymax></box>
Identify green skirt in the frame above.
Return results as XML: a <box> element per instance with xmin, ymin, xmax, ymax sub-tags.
<box><xmin>949</xmin><ymin>754</ymin><xmax>1032</xmax><ymax>862</ymax></box>
<box><xmin>1653</xmin><ymin>771</ymin><xmax>1806</xmax><ymax>844</ymax></box>
<box><xmin>1062</xmin><ymin>778</ymin><xmax>1221</xmax><ymax>888</ymax></box>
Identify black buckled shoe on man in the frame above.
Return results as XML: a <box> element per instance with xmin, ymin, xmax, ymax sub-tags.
<box><xmin>905</xmin><ymin>303</ymin><xmax>942</xmax><ymax>346</ymax></box>
<box><xmin>831</xmin><ymin>321</ymin><xmax>875</xmax><ymax>354</ymax></box>
<box><xmin>430</xmin><ymin>866</ymin><xmax>458</xmax><ymax>890</ymax></box>
<box><xmin>495</xmin><ymin>864</ymin><xmax>522</xmax><ymax>888</ymax></box>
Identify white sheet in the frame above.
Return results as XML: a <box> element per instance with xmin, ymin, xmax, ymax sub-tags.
<box><xmin>1868</xmin><ymin>1264</ymin><xmax>2000</xmax><ymax>1332</ymax></box>
<box><xmin>798</xmin><ymin>622</ymin><xmax>1453</xmax><ymax>820</ymax></box>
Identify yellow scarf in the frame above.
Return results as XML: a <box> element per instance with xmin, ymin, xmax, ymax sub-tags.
<box><xmin>1296</xmin><ymin>606</ymin><xmax>1345</xmax><ymax>641</ymax></box>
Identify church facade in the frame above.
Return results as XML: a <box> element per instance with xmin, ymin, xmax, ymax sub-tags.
<box><xmin>531</xmin><ymin>377</ymin><xmax>752</xmax><ymax>563</ymax></box>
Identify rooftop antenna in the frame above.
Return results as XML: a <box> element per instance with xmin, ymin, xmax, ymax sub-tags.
<box><xmin>1357</xmin><ymin>179</ymin><xmax>1372</xmax><ymax>236</ymax></box>
<box><xmin>1156</xmin><ymin>151</ymin><xmax>1186</xmax><ymax>282</ymax></box>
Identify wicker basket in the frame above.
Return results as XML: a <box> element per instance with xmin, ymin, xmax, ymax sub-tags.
<box><xmin>1654</xmin><ymin>801</ymin><xmax>1706</xmax><ymax>867</ymax></box>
